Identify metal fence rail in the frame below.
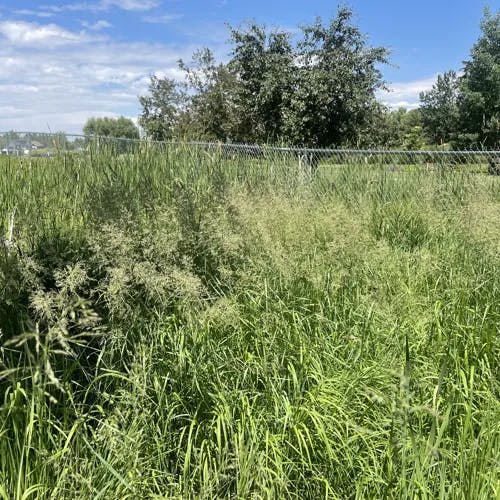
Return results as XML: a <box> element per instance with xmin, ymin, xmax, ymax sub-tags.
<box><xmin>1</xmin><ymin>131</ymin><xmax>499</xmax><ymax>174</ymax></box>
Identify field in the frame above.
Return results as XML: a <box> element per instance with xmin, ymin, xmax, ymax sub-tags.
<box><xmin>0</xmin><ymin>146</ymin><xmax>499</xmax><ymax>498</ymax></box>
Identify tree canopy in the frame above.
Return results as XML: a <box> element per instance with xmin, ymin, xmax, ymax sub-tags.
<box><xmin>139</xmin><ymin>6</ymin><xmax>389</xmax><ymax>148</ymax></box>
<box><xmin>138</xmin><ymin>6</ymin><xmax>499</xmax><ymax>149</ymax></box>
<box><xmin>420</xmin><ymin>71</ymin><xmax>460</xmax><ymax>145</ymax></box>
<box><xmin>138</xmin><ymin>77</ymin><xmax>186</xmax><ymax>141</ymax></box>
<box><xmin>458</xmin><ymin>8</ymin><xmax>500</xmax><ymax>148</ymax></box>
<box><xmin>419</xmin><ymin>8</ymin><xmax>499</xmax><ymax>148</ymax></box>
<box><xmin>83</xmin><ymin>116</ymin><xmax>139</xmax><ymax>140</ymax></box>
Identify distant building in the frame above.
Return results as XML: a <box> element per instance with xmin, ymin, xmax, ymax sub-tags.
<box><xmin>1</xmin><ymin>139</ymin><xmax>44</xmax><ymax>156</ymax></box>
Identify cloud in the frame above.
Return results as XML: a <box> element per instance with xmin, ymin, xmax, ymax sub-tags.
<box><xmin>0</xmin><ymin>19</ymin><xmax>196</xmax><ymax>133</ymax></box>
<box><xmin>81</xmin><ymin>19</ymin><xmax>112</xmax><ymax>30</ymax></box>
<box><xmin>42</xmin><ymin>0</ymin><xmax>160</xmax><ymax>13</ymax></box>
<box><xmin>13</xmin><ymin>9</ymin><xmax>55</xmax><ymax>18</ymax></box>
<box><xmin>143</xmin><ymin>14</ymin><xmax>183</xmax><ymax>24</ymax></box>
<box><xmin>377</xmin><ymin>76</ymin><xmax>437</xmax><ymax>109</ymax></box>
<box><xmin>0</xmin><ymin>20</ymin><xmax>87</xmax><ymax>46</ymax></box>
<box><xmin>101</xmin><ymin>0</ymin><xmax>160</xmax><ymax>10</ymax></box>
<box><xmin>41</xmin><ymin>3</ymin><xmax>98</xmax><ymax>13</ymax></box>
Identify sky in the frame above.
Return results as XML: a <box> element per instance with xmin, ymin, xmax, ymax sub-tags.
<box><xmin>0</xmin><ymin>0</ymin><xmax>497</xmax><ymax>134</ymax></box>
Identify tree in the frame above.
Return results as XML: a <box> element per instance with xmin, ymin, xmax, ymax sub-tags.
<box><xmin>284</xmin><ymin>7</ymin><xmax>390</xmax><ymax>147</ymax></box>
<box><xmin>83</xmin><ymin>116</ymin><xmax>139</xmax><ymax>140</ymax></box>
<box><xmin>179</xmin><ymin>49</ymin><xmax>240</xmax><ymax>141</ymax></box>
<box><xmin>177</xmin><ymin>28</ymin><xmax>295</xmax><ymax>143</ymax></box>
<box><xmin>402</xmin><ymin>125</ymin><xmax>426</xmax><ymax>150</ymax></box>
<box><xmin>419</xmin><ymin>71</ymin><xmax>460</xmax><ymax>145</ymax></box>
<box><xmin>457</xmin><ymin>8</ymin><xmax>500</xmax><ymax>148</ymax></box>
<box><xmin>138</xmin><ymin>76</ymin><xmax>185</xmax><ymax>141</ymax></box>
<box><xmin>138</xmin><ymin>6</ymin><xmax>390</xmax><ymax>147</ymax></box>
<box><xmin>368</xmin><ymin>107</ymin><xmax>424</xmax><ymax>148</ymax></box>
<box><xmin>227</xmin><ymin>25</ymin><xmax>295</xmax><ymax>143</ymax></box>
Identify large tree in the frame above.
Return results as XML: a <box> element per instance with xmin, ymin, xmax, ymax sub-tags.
<box><xmin>179</xmin><ymin>49</ymin><xmax>240</xmax><ymax>141</ymax></box>
<box><xmin>138</xmin><ymin>76</ymin><xmax>186</xmax><ymax>141</ymax></box>
<box><xmin>178</xmin><ymin>27</ymin><xmax>295</xmax><ymax>143</ymax></box>
<box><xmin>457</xmin><ymin>8</ymin><xmax>500</xmax><ymax>148</ymax></box>
<box><xmin>419</xmin><ymin>71</ymin><xmax>460</xmax><ymax>145</ymax></box>
<box><xmin>227</xmin><ymin>25</ymin><xmax>295</xmax><ymax>143</ymax></box>
<box><xmin>138</xmin><ymin>6</ymin><xmax>390</xmax><ymax>147</ymax></box>
<box><xmin>284</xmin><ymin>8</ymin><xmax>390</xmax><ymax>147</ymax></box>
<box><xmin>83</xmin><ymin>116</ymin><xmax>139</xmax><ymax>140</ymax></box>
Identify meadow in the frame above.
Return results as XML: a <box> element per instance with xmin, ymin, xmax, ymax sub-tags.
<box><xmin>0</xmin><ymin>145</ymin><xmax>499</xmax><ymax>499</ymax></box>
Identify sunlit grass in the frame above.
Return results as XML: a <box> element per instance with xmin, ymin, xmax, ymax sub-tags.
<box><xmin>1</xmin><ymin>145</ymin><xmax>499</xmax><ymax>498</ymax></box>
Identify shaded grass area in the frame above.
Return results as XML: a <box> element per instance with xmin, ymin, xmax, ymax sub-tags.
<box><xmin>0</xmin><ymin>147</ymin><xmax>499</xmax><ymax>498</ymax></box>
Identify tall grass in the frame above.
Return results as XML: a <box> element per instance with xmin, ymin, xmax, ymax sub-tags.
<box><xmin>1</xmin><ymin>145</ymin><xmax>499</xmax><ymax>498</ymax></box>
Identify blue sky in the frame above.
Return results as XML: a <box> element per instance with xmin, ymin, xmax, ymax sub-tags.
<box><xmin>0</xmin><ymin>0</ymin><xmax>496</xmax><ymax>133</ymax></box>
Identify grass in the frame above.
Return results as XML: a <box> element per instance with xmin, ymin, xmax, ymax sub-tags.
<box><xmin>0</xmin><ymin>144</ymin><xmax>499</xmax><ymax>499</ymax></box>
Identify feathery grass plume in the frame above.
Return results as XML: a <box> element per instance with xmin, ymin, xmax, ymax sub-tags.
<box><xmin>0</xmin><ymin>145</ymin><xmax>498</xmax><ymax>498</ymax></box>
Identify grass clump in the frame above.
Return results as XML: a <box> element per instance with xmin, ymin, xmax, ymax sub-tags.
<box><xmin>0</xmin><ymin>147</ymin><xmax>499</xmax><ymax>498</ymax></box>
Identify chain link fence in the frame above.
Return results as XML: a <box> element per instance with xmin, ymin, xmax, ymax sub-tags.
<box><xmin>1</xmin><ymin>131</ymin><xmax>499</xmax><ymax>175</ymax></box>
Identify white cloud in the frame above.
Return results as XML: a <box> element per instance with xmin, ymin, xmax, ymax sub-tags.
<box><xmin>377</xmin><ymin>76</ymin><xmax>437</xmax><ymax>109</ymax></box>
<box><xmin>102</xmin><ymin>0</ymin><xmax>160</xmax><ymax>10</ymax></box>
<box><xmin>0</xmin><ymin>19</ymin><xmax>196</xmax><ymax>133</ymax></box>
<box><xmin>143</xmin><ymin>14</ymin><xmax>183</xmax><ymax>24</ymax></box>
<box><xmin>42</xmin><ymin>0</ymin><xmax>159</xmax><ymax>13</ymax></box>
<box><xmin>13</xmin><ymin>9</ymin><xmax>55</xmax><ymax>18</ymax></box>
<box><xmin>0</xmin><ymin>21</ymin><xmax>87</xmax><ymax>46</ymax></box>
<box><xmin>0</xmin><ymin>83</ymin><xmax>40</xmax><ymax>93</ymax></box>
<box><xmin>81</xmin><ymin>19</ymin><xmax>112</xmax><ymax>30</ymax></box>
<box><xmin>41</xmin><ymin>3</ymin><xmax>98</xmax><ymax>13</ymax></box>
